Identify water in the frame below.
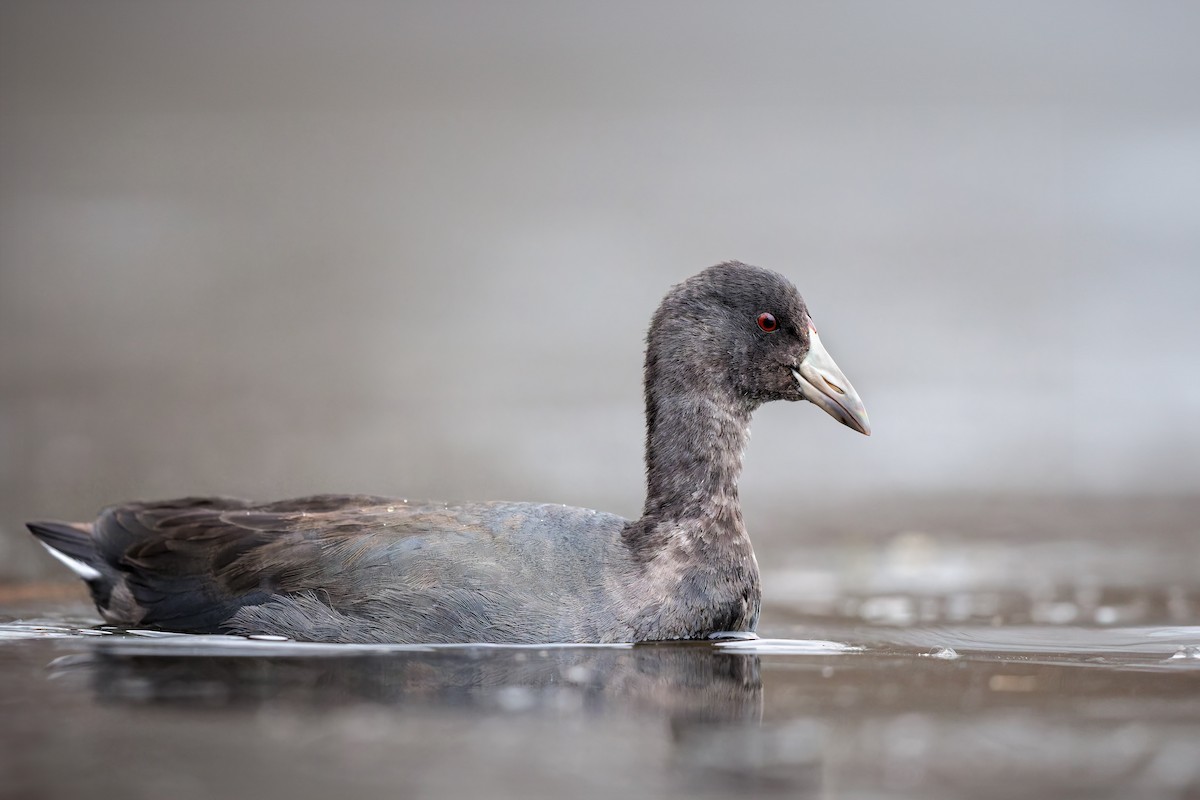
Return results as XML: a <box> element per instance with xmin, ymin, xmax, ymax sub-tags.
<box><xmin>3</xmin><ymin>507</ymin><xmax>1200</xmax><ymax>800</ymax></box>
<box><xmin>3</xmin><ymin>613</ymin><xmax>1198</xmax><ymax>798</ymax></box>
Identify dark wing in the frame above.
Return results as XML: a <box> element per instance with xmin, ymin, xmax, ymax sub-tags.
<box><xmin>90</xmin><ymin>494</ymin><xmax>477</xmax><ymax>632</ymax></box>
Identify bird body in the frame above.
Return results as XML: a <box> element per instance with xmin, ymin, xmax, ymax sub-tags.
<box><xmin>28</xmin><ymin>262</ymin><xmax>869</xmax><ymax>643</ymax></box>
<box><xmin>31</xmin><ymin>495</ymin><xmax>755</xmax><ymax>643</ymax></box>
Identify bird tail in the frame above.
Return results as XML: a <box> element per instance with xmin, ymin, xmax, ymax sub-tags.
<box><xmin>26</xmin><ymin>520</ymin><xmax>108</xmax><ymax>584</ymax></box>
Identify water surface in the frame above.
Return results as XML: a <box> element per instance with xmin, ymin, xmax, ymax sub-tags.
<box><xmin>3</xmin><ymin>514</ymin><xmax>1199</xmax><ymax>800</ymax></box>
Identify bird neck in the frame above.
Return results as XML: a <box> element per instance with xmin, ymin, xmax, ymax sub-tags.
<box><xmin>618</xmin><ymin>312</ymin><xmax>763</xmax><ymax>637</ymax></box>
<box><xmin>637</xmin><ymin>382</ymin><xmax>752</xmax><ymax>534</ymax></box>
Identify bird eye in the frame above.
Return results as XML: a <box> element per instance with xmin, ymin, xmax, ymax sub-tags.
<box><xmin>756</xmin><ymin>312</ymin><xmax>778</xmax><ymax>333</ymax></box>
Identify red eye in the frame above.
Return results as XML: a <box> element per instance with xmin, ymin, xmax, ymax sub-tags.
<box><xmin>756</xmin><ymin>312</ymin><xmax>778</xmax><ymax>332</ymax></box>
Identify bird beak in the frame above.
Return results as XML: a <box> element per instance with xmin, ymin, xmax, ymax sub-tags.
<box><xmin>792</xmin><ymin>326</ymin><xmax>871</xmax><ymax>436</ymax></box>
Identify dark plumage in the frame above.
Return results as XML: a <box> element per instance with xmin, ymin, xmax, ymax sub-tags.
<box><xmin>28</xmin><ymin>262</ymin><xmax>870</xmax><ymax>644</ymax></box>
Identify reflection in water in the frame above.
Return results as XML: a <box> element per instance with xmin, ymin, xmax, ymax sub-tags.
<box><xmin>0</xmin><ymin>615</ymin><xmax>1195</xmax><ymax>800</ymax></box>
<box><xmin>684</xmin><ymin>652</ymin><xmax>1200</xmax><ymax>797</ymax></box>
<box><xmin>20</xmin><ymin>630</ymin><xmax>1199</xmax><ymax>798</ymax></box>
<box><xmin>55</xmin><ymin>640</ymin><xmax>764</xmax><ymax>726</ymax></box>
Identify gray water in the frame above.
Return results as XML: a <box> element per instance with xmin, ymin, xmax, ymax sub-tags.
<box><xmin>4</xmin><ymin>497</ymin><xmax>1199</xmax><ymax>800</ymax></box>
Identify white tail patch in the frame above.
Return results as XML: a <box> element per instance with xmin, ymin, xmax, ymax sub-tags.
<box><xmin>40</xmin><ymin>542</ymin><xmax>102</xmax><ymax>581</ymax></box>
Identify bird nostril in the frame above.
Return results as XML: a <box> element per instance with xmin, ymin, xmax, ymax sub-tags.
<box><xmin>823</xmin><ymin>376</ymin><xmax>845</xmax><ymax>395</ymax></box>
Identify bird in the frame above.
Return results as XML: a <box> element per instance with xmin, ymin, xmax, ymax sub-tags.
<box><xmin>27</xmin><ymin>261</ymin><xmax>870</xmax><ymax>644</ymax></box>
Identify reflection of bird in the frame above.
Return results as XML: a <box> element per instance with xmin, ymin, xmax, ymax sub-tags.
<box><xmin>57</xmin><ymin>643</ymin><xmax>763</xmax><ymax>726</ymax></box>
<box><xmin>28</xmin><ymin>262</ymin><xmax>869</xmax><ymax>643</ymax></box>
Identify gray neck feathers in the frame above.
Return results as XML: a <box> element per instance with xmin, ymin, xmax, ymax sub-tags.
<box><xmin>636</xmin><ymin>308</ymin><xmax>753</xmax><ymax>532</ymax></box>
<box><xmin>642</xmin><ymin>388</ymin><xmax>751</xmax><ymax>521</ymax></box>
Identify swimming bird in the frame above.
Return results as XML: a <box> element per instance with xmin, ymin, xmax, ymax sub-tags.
<box><xmin>27</xmin><ymin>261</ymin><xmax>869</xmax><ymax>644</ymax></box>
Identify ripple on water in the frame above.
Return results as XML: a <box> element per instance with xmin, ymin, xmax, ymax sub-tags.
<box><xmin>2</xmin><ymin>616</ymin><xmax>1199</xmax><ymax>672</ymax></box>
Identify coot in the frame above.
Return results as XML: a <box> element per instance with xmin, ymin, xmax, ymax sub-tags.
<box><xmin>28</xmin><ymin>261</ymin><xmax>869</xmax><ymax>643</ymax></box>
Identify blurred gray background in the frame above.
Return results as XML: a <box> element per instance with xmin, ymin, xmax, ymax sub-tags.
<box><xmin>2</xmin><ymin>1</ymin><xmax>1198</xmax><ymax>581</ymax></box>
